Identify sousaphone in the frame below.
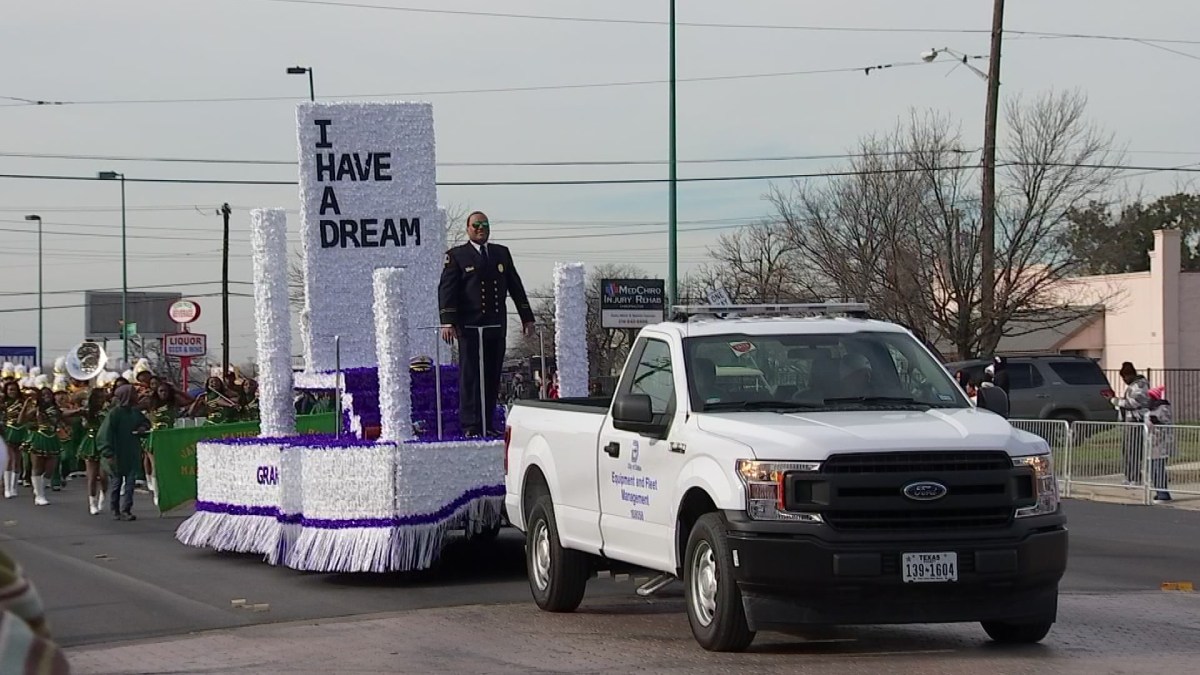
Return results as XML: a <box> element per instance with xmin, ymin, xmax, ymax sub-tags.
<box><xmin>66</xmin><ymin>341</ymin><xmax>108</xmax><ymax>381</ymax></box>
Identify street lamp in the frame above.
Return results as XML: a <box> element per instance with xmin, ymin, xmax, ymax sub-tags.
<box><xmin>287</xmin><ymin>66</ymin><xmax>315</xmax><ymax>101</ymax></box>
<box><xmin>920</xmin><ymin>48</ymin><xmax>988</xmax><ymax>80</ymax></box>
<box><xmin>921</xmin><ymin>5</ymin><xmax>1005</xmax><ymax>352</ymax></box>
<box><xmin>98</xmin><ymin>171</ymin><xmax>128</xmax><ymax>363</ymax></box>
<box><xmin>23</xmin><ymin>215</ymin><xmax>42</xmax><ymax>366</ymax></box>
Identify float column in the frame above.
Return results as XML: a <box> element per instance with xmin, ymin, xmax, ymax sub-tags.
<box><xmin>554</xmin><ymin>262</ymin><xmax>589</xmax><ymax>398</ymax></box>
<box><xmin>250</xmin><ymin>208</ymin><xmax>296</xmax><ymax>437</ymax></box>
<box><xmin>374</xmin><ymin>267</ymin><xmax>413</xmax><ymax>442</ymax></box>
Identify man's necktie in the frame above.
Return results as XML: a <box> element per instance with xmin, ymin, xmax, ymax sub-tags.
<box><xmin>479</xmin><ymin>244</ymin><xmax>489</xmax><ymax>265</ymax></box>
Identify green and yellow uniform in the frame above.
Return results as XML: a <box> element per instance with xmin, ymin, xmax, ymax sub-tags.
<box><xmin>204</xmin><ymin>393</ymin><xmax>237</xmax><ymax>425</ymax></box>
<box><xmin>76</xmin><ymin>408</ymin><xmax>103</xmax><ymax>462</ymax></box>
<box><xmin>28</xmin><ymin>406</ymin><xmax>63</xmax><ymax>457</ymax></box>
<box><xmin>2</xmin><ymin>397</ymin><xmax>27</xmax><ymax>447</ymax></box>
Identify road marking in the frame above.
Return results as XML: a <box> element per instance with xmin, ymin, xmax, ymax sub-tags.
<box><xmin>1161</xmin><ymin>582</ymin><xmax>1195</xmax><ymax>592</ymax></box>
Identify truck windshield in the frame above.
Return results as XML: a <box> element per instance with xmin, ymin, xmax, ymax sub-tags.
<box><xmin>682</xmin><ymin>331</ymin><xmax>968</xmax><ymax>412</ymax></box>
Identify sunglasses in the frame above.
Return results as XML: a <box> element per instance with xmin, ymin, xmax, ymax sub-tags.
<box><xmin>469</xmin><ymin>221</ymin><xmax>490</xmax><ymax>229</ymax></box>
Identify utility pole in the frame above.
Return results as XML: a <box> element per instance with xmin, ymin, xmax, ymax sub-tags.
<box><xmin>980</xmin><ymin>0</ymin><xmax>1005</xmax><ymax>350</ymax></box>
<box><xmin>221</xmin><ymin>202</ymin><xmax>231</xmax><ymax>376</ymax></box>
<box><xmin>667</xmin><ymin>0</ymin><xmax>678</xmax><ymax>308</ymax></box>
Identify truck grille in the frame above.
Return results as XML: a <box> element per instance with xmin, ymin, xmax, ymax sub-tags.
<box><xmin>786</xmin><ymin>451</ymin><xmax>1027</xmax><ymax>533</ymax></box>
<box><xmin>820</xmin><ymin>451</ymin><xmax>1012</xmax><ymax>474</ymax></box>
<box><xmin>824</xmin><ymin>507</ymin><xmax>1014</xmax><ymax>531</ymax></box>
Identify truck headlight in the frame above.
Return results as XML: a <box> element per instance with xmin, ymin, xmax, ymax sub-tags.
<box><xmin>1014</xmin><ymin>453</ymin><xmax>1059</xmax><ymax>518</ymax></box>
<box><xmin>735</xmin><ymin>459</ymin><xmax>821</xmax><ymax>522</ymax></box>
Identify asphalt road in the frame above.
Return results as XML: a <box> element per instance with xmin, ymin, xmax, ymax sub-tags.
<box><xmin>4</xmin><ymin>485</ymin><xmax>1198</xmax><ymax>653</ymax></box>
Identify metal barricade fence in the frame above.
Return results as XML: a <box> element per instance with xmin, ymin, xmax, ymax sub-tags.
<box><xmin>1009</xmin><ymin>419</ymin><xmax>1071</xmax><ymax>495</ymax></box>
<box><xmin>1067</xmin><ymin>421</ymin><xmax>1145</xmax><ymax>498</ymax></box>
<box><xmin>1160</xmin><ymin>423</ymin><xmax>1200</xmax><ymax>498</ymax></box>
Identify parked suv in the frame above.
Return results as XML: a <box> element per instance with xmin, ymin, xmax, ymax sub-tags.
<box><xmin>945</xmin><ymin>355</ymin><xmax>1116</xmax><ymax>422</ymax></box>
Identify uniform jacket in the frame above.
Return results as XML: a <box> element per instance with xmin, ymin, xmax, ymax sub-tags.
<box><xmin>439</xmin><ymin>242</ymin><xmax>535</xmax><ymax>328</ymax></box>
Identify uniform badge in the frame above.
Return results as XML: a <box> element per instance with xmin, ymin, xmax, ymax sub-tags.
<box><xmin>498</xmin><ymin>263</ymin><xmax>505</xmax><ymax>272</ymax></box>
<box><xmin>465</xmin><ymin>266</ymin><xmax>476</xmax><ymax>273</ymax></box>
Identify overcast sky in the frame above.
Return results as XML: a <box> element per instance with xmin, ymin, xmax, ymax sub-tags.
<box><xmin>2</xmin><ymin>0</ymin><xmax>1198</xmax><ymax>366</ymax></box>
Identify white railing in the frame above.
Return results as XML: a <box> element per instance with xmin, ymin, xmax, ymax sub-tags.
<box><xmin>1011</xmin><ymin>418</ymin><xmax>1200</xmax><ymax>505</ymax></box>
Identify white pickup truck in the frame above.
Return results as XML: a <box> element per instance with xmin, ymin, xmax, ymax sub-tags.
<box><xmin>503</xmin><ymin>304</ymin><xmax>1067</xmax><ymax>652</ymax></box>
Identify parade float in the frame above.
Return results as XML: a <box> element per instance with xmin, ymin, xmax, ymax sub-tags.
<box><xmin>175</xmin><ymin>102</ymin><xmax>588</xmax><ymax>572</ymax></box>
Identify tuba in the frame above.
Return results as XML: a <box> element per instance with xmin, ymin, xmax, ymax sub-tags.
<box><xmin>66</xmin><ymin>341</ymin><xmax>108</xmax><ymax>382</ymax></box>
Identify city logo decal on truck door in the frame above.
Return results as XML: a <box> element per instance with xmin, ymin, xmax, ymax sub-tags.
<box><xmin>902</xmin><ymin>481</ymin><xmax>949</xmax><ymax>501</ymax></box>
<box><xmin>630</xmin><ymin>439</ymin><xmax>640</xmax><ymax>465</ymax></box>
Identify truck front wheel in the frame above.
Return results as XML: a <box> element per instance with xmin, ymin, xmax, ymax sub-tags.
<box><xmin>526</xmin><ymin>496</ymin><xmax>589</xmax><ymax>612</ymax></box>
<box><xmin>684</xmin><ymin>513</ymin><xmax>755</xmax><ymax>652</ymax></box>
<box><xmin>981</xmin><ymin>618</ymin><xmax>1054</xmax><ymax>644</ymax></box>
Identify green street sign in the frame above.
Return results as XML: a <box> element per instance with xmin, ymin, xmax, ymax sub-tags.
<box><xmin>123</xmin><ymin>322</ymin><xmax>138</xmax><ymax>337</ymax></box>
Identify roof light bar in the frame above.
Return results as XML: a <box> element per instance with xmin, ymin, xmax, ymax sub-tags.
<box><xmin>670</xmin><ymin>303</ymin><xmax>871</xmax><ymax>321</ymax></box>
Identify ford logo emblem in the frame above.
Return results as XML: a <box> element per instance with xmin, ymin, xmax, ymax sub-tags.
<box><xmin>903</xmin><ymin>481</ymin><xmax>948</xmax><ymax>501</ymax></box>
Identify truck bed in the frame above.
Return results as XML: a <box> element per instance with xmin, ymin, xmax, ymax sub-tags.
<box><xmin>512</xmin><ymin>397</ymin><xmax>611</xmax><ymax>414</ymax></box>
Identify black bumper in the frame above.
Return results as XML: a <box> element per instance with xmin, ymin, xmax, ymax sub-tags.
<box><xmin>723</xmin><ymin>510</ymin><xmax>1068</xmax><ymax>631</ymax></box>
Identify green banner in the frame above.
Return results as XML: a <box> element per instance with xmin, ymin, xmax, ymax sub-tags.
<box><xmin>150</xmin><ymin>413</ymin><xmax>337</xmax><ymax>513</ymax></box>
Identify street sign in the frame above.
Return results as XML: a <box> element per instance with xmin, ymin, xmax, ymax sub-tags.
<box><xmin>123</xmin><ymin>322</ymin><xmax>138</xmax><ymax>338</ymax></box>
<box><xmin>169</xmin><ymin>300</ymin><xmax>202</xmax><ymax>324</ymax></box>
<box><xmin>600</xmin><ymin>278</ymin><xmax>666</xmax><ymax>329</ymax></box>
<box><xmin>0</xmin><ymin>347</ymin><xmax>37</xmax><ymax>368</ymax></box>
<box><xmin>164</xmin><ymin>333</ymin><xmax>207</xmax><ymax>358</ymax></box>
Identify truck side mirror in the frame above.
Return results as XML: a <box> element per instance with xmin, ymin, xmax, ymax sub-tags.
<box><xmin>612</xmin><ymin>393</ymin><xmax>663</xmax><ymax>436</ymax></box>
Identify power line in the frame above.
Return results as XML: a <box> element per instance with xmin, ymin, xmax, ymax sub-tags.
<box><xmin>0</xmin><ymin>58</ymin><xmax>969</xmax><ymax>107</ymax></box>
<box><xmin>253</xmin><ymin>0</ymin><xmax>1200</xmax><ymax>47</ymax></box>
<box><xmin>0</xmin><ymin>280</ymin><xmax>252</xmax><ymax>298</ymax></box>
<box><xmin>0</xmin><ymin>148</ymin><xmax>980</xmax><ymax>168</ymax></box>
<box><xmin>2</xmin><ymin>161</ymin><xmax>1199</xmax><ymax>190</ymax></box>
<box><xmin>0</xmin><ymin>291</ymin><xmax>253</xmax><ymax>314</ymax></box>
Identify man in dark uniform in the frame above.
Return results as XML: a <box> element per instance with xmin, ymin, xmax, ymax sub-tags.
<box><xmin>439</xmin><ymin>211</ymin><xmax>535</xmax><ymax>437</ymax></box>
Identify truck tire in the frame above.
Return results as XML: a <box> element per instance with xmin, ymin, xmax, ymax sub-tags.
<box><xmin>526</xmin><ymin>496</ymin><xmax>589</xmax><ymax>612</ymax></box>
<box><xmin>981</xmin><ymin>618</ymin><xmax>1054</xmax><ymax>644</ymax></box>
<box><xmin>684</xmin><ymin>513</ymin><xmax>755</xmax><ymax>652</ymax></box>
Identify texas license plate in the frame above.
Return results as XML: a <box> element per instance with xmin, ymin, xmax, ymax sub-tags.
<box><xmin>902</xmin><ymin>552</ymin><xmax>958</xmax><ymax>583</ymax></box>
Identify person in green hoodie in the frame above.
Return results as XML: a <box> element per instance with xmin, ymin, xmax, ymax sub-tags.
<box><xmin>97</xmin><ymin>385</ymin><xmax>149</xmax><ymax>521</ymax></box>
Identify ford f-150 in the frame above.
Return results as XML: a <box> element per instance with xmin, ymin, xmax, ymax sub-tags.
<box><xmin>503</xmin><ymin>303</ymin><xmax>1067</xmax><ymax>651</ymax></box>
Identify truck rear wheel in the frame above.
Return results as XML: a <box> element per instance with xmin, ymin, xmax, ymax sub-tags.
<box><xmin>684</xmin><ymin>513</ymin><xmax>755</xmax><ymax>652</ymax></box>
<box><xmin>526</xmin><ymin>496</ymin><xmax>588</xmax><ymax>612</ymax></box>
<box><xmin>981</xmin><ymin>618</ymin><xmax>1054</xmax><ymax>644</ymax></box>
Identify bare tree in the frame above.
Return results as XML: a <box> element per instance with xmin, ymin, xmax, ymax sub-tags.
<box><xmin>761</xmin><ymin>91</ymin><xmax>1115</xmax><ymax>359</ymax></box>
<box><xmin>511</xmin><ymin>263</ymin><xmax>647</xmax><ymax>380</ymax></box>
<box><xmin>691</xmin><ymin>221</ymin><xmax>818</xmax><ymax>303</ymax></box>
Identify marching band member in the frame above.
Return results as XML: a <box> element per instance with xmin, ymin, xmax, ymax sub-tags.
<box><xmin>1</xmin><ymin>380</ymin><xmax>27</xmax><ymax>499</ymax></box>
<box><xmin>140</xmin><ymin>382</ymin><xmax>185</xmax><ymax>506</ymax></box>
<box><xmin>189</xmin><ymin>375</ymin><xmax>239</xmax><ymax>425</ymax></box>
<box><xmin>21</xmin><ymin>377</ymin><xmax>78</xmax><ymax>506</ymax></box>
<box><xmin>77</xmin><ymin>388</ymin><xmax>111</xmax><ymax>515</ymax></box>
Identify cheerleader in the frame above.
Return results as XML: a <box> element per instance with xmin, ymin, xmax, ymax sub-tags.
<box><xmin>20</xmin><ymin>383</ymin><xmax>78</xmax><ymax>506</ymax></box>
<box><xmin>2</xmin><ymin>380</ymin><xmax>30</xmax><ymax>499</ymax></box>
<box><xmin>76</xmin><ymin>388</ymin><xmax>110</xmax><ymax>515</ymax></box>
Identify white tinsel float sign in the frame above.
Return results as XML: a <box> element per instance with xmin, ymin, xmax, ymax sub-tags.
<box><xmin>297</xmin><ymin>102</ymin><xmax>443</xmax><ymax>372</ymax></box>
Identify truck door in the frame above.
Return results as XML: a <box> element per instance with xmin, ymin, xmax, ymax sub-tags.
<box><xmin>597</xmin><ymin>336</ymin><xmax>684</xmax><ymax>571</ymax></box>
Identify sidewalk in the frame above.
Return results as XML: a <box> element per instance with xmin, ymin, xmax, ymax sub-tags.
<box><xmin>1064</xmin><ymin>482</ymin><xmax>1200</xmax><ymax>509</ymax></box>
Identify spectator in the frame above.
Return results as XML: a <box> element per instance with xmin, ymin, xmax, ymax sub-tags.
<box><xmin>1146</xmin><ymin>386</ymin><xmax>1174</xmax><ymax>504</ymax></box>
<box><xmin>988</xmin><ymin>356</ymin><xmax>1011</xmax><ymax>396</ymax></box>
<box><xmin>1113</xmin><ymin>362</ymin><xmax>1151</xmax><ymax>485</ymax></box>
<box><xmin>97</xmin><ymin>384</ymin><xmax>150</xmax><ymax>521</ymax></box>
<box><xmin>969</xmin><ymin>375</ymin><xmax>1009</xmax><ymax>418</ymax></box>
